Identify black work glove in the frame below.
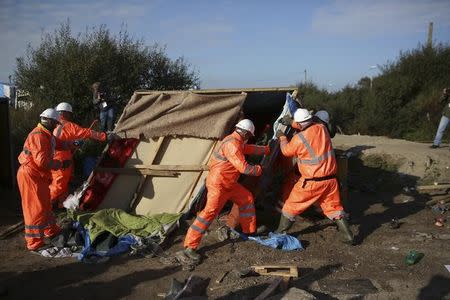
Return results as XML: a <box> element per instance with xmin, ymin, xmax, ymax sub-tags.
<box><xmin>275</xmin><ymin>130</ymin><xmax>285</xmax><ymax>139</ymax></box>
<box><xmin>280</xmin><ymin>115</ymin><xmax>293</xmax><ymax>126</ymax></box>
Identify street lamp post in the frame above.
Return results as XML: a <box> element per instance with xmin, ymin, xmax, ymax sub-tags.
<box><xmin>369</xmin><ymin>65</ymin><xmax>377</xmax><ymax>90</ymax></box>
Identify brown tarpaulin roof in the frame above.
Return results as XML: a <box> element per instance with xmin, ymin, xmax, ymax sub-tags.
<box><xmin>114</xmin><ymin>91</ymin><xmax>246</xmax><ymax>139</ymax></box>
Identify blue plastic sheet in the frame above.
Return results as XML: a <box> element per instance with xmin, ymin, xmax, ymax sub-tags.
<box><xmin>74</xmin><ymin>221</ymin><xmax>139</xmax><ymax>262</ymax></box>
<box><xmin>248</xmin><ymin>232</ymin><xmax>303</xmax><ymax>251</ymax></box>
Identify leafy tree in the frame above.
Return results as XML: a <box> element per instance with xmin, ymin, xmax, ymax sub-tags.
<box><xmin>15</xmin><ymin>21</ymin><xmax>200</xmax><ymax>126</ymax></box>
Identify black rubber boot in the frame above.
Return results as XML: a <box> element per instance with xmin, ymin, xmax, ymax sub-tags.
<box><xmin>184</xmin><ymin>248</ymin><xmax>201</xmax><ymax>262</ymax></box>
<box><xmin>335</xmin><ymin>218</ymin><xmax>355</xmax><ymax>245</ymax></box>
<box><xmin>275</xmin><ymin>215</ymin><xmax>294</xmax><ymax>233</ymax></box>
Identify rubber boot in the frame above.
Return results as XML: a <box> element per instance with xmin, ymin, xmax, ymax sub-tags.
<box><xmin>275</xmin><ymin>215</ymin><xmax>294</xmax><ymax>233</ymax></box>
<box><xmin>335</xmin><ymin>218</ymin><xmax>354</xmax><ymax>245</ymax></box>
<box><xmin>184</xmin><ymin>248</ymin><xmax>201</xmax><ymax>262</ymax></box>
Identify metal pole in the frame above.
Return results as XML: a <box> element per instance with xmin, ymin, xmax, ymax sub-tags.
<box><xmin>304</xmin><ymin>69</ymin><xmax>307</xmax><ymax>83</ymax></box>
<box><xmin>427</xmin><ymin>22</ymin><xmax>433</xmax><ymax>48</ymax></box>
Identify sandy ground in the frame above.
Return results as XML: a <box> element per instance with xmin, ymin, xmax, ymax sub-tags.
<box><xmin>1</xmin><ymin>134</ymin><xmax>450</xmax><ymax>299</ymax></box>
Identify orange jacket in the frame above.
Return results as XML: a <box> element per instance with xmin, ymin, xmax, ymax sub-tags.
<box><xmin>18</xmin><ymin>124</ymin><xmax>68</xmax><ymax>178</ymax></box>
<box><xmin>279</xmin><ymin>123</ymin><xmax>336</xmax><ymax>179</ymax></box>
<box><xmin>208</xmin><ymin>131</ymin><xmax>266</xmax><ymax>188</ymax></box>
<box><xmin>53</xmin><ymin>116</ymin><xmax>106</xmax><ymax>161</ymax></box>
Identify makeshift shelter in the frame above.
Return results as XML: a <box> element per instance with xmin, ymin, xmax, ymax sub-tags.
<box><xmin>79</xmin><ymin>87</ymin><xmax>297</xmax><ymax>216</ymax></box>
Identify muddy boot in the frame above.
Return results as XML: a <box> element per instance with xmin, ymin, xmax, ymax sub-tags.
<box><xmin>335</xmin><ymin>218</ymin><xmax>354</xmax><ymax>245</ymax></box>
<box><xmin>275</xmin><ymin>215</ymin><xmax>294</xmax><ymax>233</ymax></box>
<box><xmin>184</xmin><ymin>248</ymin><xmax>201</xmax><ymax>262</ymax></box>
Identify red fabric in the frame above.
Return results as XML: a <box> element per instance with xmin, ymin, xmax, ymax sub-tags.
<box><xmin>80</xmin><ymin>138</ymin><xmax>139</xmax><ymax>210</ymax></box>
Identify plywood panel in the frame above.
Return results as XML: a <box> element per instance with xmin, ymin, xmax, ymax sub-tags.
<box><xmin>98</xmin><ymin>137</ymin><xmax>161</xmax><ymax>210</ymax></box>
<box><xmin>133</xmin><ymin>137</ymin><xmax>214</xmax><ymax>215</ymax></box>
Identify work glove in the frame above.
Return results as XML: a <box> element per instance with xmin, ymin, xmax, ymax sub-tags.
<box><xmin>73</xmin><ymin>139</ymin><xmax>85</xmax><ymax>148</ymax></box>
<box><xmin>107</xmin><ymin>131</ymin><xmax>120</xmax><ymax>142</ymax></box>
<box><xmin>275</xmin><ymin>130</ymin><xmax>285</xmax><ymax>139</ymax></box>
<box><xmin>62</xmin><ymin>160</ymin><xmax>71</xmax><ymax>169</ymax></box>
<box><xmin>280</xmin><ymin>115</ymin><xmax>293</xmax><ymax>126</ymax></box>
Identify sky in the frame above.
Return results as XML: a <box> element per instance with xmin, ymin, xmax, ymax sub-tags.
<box><xmin>1</xmin><ymin>0</ymin><xmax>450</xmax><ymax>91</ymax></box>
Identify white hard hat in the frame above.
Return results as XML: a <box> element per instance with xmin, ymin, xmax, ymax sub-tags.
<box><xmin>236</xmin><ymin>119</ymin><xmax>255</xmax><ymax>136</ymax></box>
<box><xmin>315</xmin><ymin>110</ymin><xmax>330</xmax><ymax>124</ymax></box>
<box><xmin>293</xmin><ymin>108</ymin><xmax>312</xmax><ymax>123</ymax></box>
<box><xmin>55</xmin><ymin>102</ymin><xmax>73</xmax><ymax>113</ymax></box>
<box><xmin>39</xmin><ymin>108</ymin><xmax>59</xmax><ymax>121</ymax></box>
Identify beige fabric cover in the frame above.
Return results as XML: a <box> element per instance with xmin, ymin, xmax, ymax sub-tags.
<box><xmin>115</xmin><ymin>91</ymin><xmax>246</xmax><ymax>139</ymax></box>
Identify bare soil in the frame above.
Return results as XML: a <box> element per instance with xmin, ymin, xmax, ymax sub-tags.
<box><xmin>1</xmin><ymin>134</ymin><xmax>450</xmax><ymax>299</ymax></box>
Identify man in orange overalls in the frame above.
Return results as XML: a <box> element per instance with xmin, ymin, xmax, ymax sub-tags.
<box><xmin>275</xmin><ymin>108</ymin><xmax>354</xmax><ymax>244</ymax></box>
<box><xmin>49</xmin><ymin>102</ymin><xmax>107</xmax><ymax>205</ymax></box>
<box><xmin>17</xmin><ymin>108</ymin><xmax>72</xmax><ymax>251</ymax></box>
<box><xmin>183</xmin><ymin>119</ymin><xmax>269</xmax><ymax>261</ymax></box>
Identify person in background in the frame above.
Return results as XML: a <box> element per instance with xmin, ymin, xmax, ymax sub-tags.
<box><xmin>431</xmin><ymin>87</ymin><xmax>450</xmax><ymax>149</ymax></box>
<box><xmin>92</xmin><ymin>82</ymin><xmax>115</xmax><ymax>132</ymax></box>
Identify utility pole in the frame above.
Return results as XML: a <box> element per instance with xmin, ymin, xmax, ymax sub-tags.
<box><xmin>427</xmin><ymin>22</ymin><xmax>433</xmax><ymax>48</ymax></box>
<box><xmin>304</xmin><ymin>69</ymin><xmax>307</xmax><ymax>83</ymax></box>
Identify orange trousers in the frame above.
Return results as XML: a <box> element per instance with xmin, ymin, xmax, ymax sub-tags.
<box><xmin>17</xmin><ymin>165</ymin><xmax>61</xmax><ymax>250</ymax></box>
<box><xmin>50</xmin><ymin>165</ymin><xmax>73</xmax><ymax>203</ymax></box>
<box><xmin>184</xmin><ymin>183</ymin><xmax>256</xmax><ymax>250</ymax></box>
<box><xmin>282</xmin><ymin>178</ymin><xmax>345</xmax><ymax>220</ymax></box>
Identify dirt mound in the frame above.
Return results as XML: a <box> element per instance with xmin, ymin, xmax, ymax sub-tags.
<box><xmin>333</xmin><ymin>134</ymin><xmax>450</xmax><ymax>184</ymax></box>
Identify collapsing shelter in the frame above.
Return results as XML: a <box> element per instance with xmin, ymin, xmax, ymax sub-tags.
<box><xmin>79</xmin><ymin>87</ymin><xmax>297</xmax><ymax>216</ymax></box>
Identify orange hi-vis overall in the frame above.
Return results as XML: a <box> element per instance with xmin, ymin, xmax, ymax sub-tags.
<box><xmin>50</xmin><ymin>116</ymin><xmax>106</xmax><ymax>202</ymax></box>
<box><xmin>17</xmin><ymin>124</ymin><xmax>68</xmax><ymax>250</ymax></box>
<box><xmin>279</xmin><ymin>122</ymin><xmax>345</xmax><ymax>221</ymax></box>
<box><xmin>184</xmin><ymin>131</ymin><xmax>267</xmax><ymax>250</ymax></box>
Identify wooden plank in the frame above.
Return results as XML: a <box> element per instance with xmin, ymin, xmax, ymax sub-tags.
<box><xmin>0</xmin><ymin>221</ymin><xmax>24</xmax><ymax>239</ymax></box>
<box><xmin>252</xmin><ymin>265</ymin><xmax>298</xmax><ymax>278</ymax></box>
<box><xmin>254</xmin><ymin>277</ymin><xmax>284</xmax><ymax>300</ymax></box>
<box><xmin>96</xmin><ymin>167</ymin><xmax>177</xmax><ymax>177</ymax></box>
<box><xmin>417</xmin><ymin>183</ymin><xmax>450</xmax><ymax>191</ymax></box>
<box><xmin>134</xmin><ymin>87</ymin><xmax>297</xmax><ymax>95</ymax></box>
<box><xmin>129</xmin><ymin>164</ymin><xmax>209</xmax><ymax>171</ymax></box>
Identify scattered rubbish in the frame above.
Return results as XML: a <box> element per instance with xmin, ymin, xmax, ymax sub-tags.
<box><xmin>232</xmin><ymin>267</ymin><xmax>258</xmax><ymax>278</ymax></box>
<box><xmin>63</xmin><ymin>181</ymin><xmax>89</xmax><ymax>210</ymax></box>
<box><xmin>33</xmin><ymin>246</ymin><xmax>77</xmax><ymax>258</ymax></box>
<box><xmin>431</xmin><ymin>203</ymin><xmax>450</xmax><ymax>214</ymax></box>
<box><xmin>391</xmin><ymin>246</ymin><xmax>399</xmax><ymax>251</ymax></box>
<box><xmin>405</xmin><ymin>250</ymin><xmax>424</xmax><ymax>265</ymax></box>
<box><xmin>445</xmin><ymin>265</ymin><xmax>450</xmax><ymax>273</ymax></box>
<box><xmin>434</xmin><ymin>217</ymin><xmax>446</xmax><ymax>227</ymax></box>
<box><xmin>252</xmin><ymin>265</ymin><xmax>298</xmax><ymax>278</ymax></box>
<box><xmin>163</xmin><ymin>275</ymin><xmax>209</xmax><ymax>300</ymax></box>
<box><xmin>434</xmin><ymin>233</ymin><xmax>450</xmax><ymax>240</ymax></box>
<box><xmin>215</xmin><ymin>270</ymin><xmax>229</xmax><ymax>284</ymax></box>
<box><xmin>385</xmin><ymin>264</ymin><xmax>399</xmax><ymax>271</ymax></box>
<box><xmin>389</xmin><ymin>218</ymin><xmax>400</xmax><ymax>229</ymax></box>
<box><xmin>318</xmin><ymin>278</ymin><xmax>378</xmax><ymax>295</ymax></box>
<box><xmin>412</xmin><ymin>232</ymin><xmax>433</xmax><ymax>241</ymax></box>
<box><xmin>248</xmin><ymin>232</ymin><xmax>303</xmax><ymax>251</ymax></box>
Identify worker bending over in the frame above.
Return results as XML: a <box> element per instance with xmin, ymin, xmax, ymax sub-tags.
<box><xmin>275</xmin><ymin>108</ymin><xmax>354</xmax><ymax>244</ymax></box>
<box><xmin>183</xmin><ymin>119</ymin><xmax>269</xmax><ymax>261</ymax></box>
